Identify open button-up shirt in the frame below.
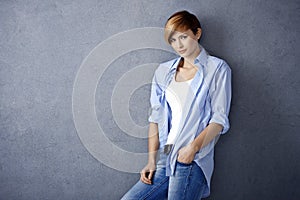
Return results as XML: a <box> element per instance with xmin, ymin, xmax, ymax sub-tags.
<box><xmin>148</xmin><ymin>45</ymin><xmax>232</xmax><ymax>197</ymax></box>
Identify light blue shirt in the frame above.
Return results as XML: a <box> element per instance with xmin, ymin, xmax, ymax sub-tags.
<box><xmin>148</xmin><ymin>45</ymin><xmax>232</xmax><ymax>197</ymax></box>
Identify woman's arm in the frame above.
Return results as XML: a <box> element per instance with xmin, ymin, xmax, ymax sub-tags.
<box><xmin>177</xmin><ymin>122</ymin><xmax>222</xmax><ymax>164</ymax></box>
<box><xmin>191</xmin><ymin>122</ymin><xmax>223</xmax><ymax>152</ymax></box>
<box><xmin>140</xmin><ymin>122</ymin><xmax>159</xmax><ymax>184</ymax></box>
<box><xmin>178</xmin><ymin>62</ymin><xmax>231</xmax><ymax>164</ymax></box>
<box><xmin>147</xmin><ymin>122</ymin><xmax>159</xmax><ymax>164</ymax></box>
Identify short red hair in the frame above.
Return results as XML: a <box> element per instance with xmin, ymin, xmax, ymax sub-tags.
<box><xmin>164</xmin><ymin>10</ymin><xmax>202</xmax><ymax>44</ymax></box>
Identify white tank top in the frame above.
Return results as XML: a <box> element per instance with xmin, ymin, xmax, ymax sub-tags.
<box><xmin>165</xmin><ymin>76</ymin><xmax>193</xmax><ymax>144</ymax></box>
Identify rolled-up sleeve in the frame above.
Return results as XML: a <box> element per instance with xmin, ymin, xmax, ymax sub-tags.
<box><xmin>148</xmin><ymin>69</ymin><xmax>163</xmax><ymax>123</ymax></box>
<box><xmin>209</xmin><ymin>61</ymin><xmax>232</xmax><ymax>134</ymax></box>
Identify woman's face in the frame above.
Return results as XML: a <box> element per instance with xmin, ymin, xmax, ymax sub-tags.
<box><xmin>168</xmin><ymin>29</ymin><xmax>201</xmax><ymax>59</ymax></box>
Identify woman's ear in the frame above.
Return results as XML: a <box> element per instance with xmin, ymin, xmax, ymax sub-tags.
<box><xmin>196</xmin><ymin>28</ymin><xmax>202</xmax><ymax>40</ymax></box>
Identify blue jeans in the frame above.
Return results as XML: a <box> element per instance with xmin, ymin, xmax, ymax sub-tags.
<box><xmin>121</xmin><ymin>161</ymin><xmax>207</xmax><ymax>200</ymax></box>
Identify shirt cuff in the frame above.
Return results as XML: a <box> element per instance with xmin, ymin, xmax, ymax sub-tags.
<box><xmin>209</xmin><ymin>112</ymin><xmax>230</xmax><ymax>134</ymax></box>
<box><xmin>148</xmin><ymin>105</ymin><xmax>161</xmax><ymax>123</ymax></box>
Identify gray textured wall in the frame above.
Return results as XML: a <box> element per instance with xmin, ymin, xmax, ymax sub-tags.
<box><xmin>0</xmin><ymin>0</ymin><xmax>299</xmax><ymax>200</ymax></box>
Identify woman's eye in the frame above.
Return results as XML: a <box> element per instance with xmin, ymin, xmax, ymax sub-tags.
<box><xmin>180</xmin><ymin>35</ymin><xmax>187</xmax><ymax>39</ymax></box>
<box><xmin>169</xmin><ymin>38</ymin><xmax>176</xmax><ymax>43</ymax></box>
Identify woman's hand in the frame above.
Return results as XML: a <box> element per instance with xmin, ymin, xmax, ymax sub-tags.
<box><xmin>140</xmin><ymin>162</ymin><xmax>156</xmax><ymax>185</ymax></box>
<box><xmin>177</xmin><ymin>143</ymin><xmax>198</xmax><ymax>164</ymax></box>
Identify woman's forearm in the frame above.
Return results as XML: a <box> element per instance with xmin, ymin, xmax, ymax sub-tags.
<box><xmin>191</xmin><ymin>122</ymin><xmax>223</xmax><ymax>152</ymax></box>
<box><xmin>148</xmin><ymin>122</ymin><xmax>159</xmax><ymax>164</ymax></box>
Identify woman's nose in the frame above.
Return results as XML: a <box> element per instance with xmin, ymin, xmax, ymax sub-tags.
<box><xmin>177</xmin><ymin>39</ymin><xmax>183</xmax><ymax>48</ymax></box>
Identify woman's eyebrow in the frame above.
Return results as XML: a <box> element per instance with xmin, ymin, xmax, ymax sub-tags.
<box><xmin>173</xmin><ymin>32</ymin><xmax>188</xmax><ymax>38</ymax></box>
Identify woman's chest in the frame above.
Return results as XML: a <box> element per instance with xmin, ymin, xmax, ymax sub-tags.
<box><xmin>175</xmin><ymin>67</ymin><xmax>197</xmax><ymax>82</ymax></box>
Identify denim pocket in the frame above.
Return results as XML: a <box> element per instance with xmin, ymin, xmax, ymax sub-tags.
<box><xmin>176</xmin><ymin>160</ymin><xmax>193</xmax><ymax>166</ymax></box>
<box><xmin>174</xmin><ymin>161</ymin><xmax>194</xmax><ymax>177</ymax></box>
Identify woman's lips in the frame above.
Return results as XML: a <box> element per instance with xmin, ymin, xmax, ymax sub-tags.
<box><xmin>178</xmin><ymin>49</ymin><xmax>187</xmax><ymax>54</ymax></box>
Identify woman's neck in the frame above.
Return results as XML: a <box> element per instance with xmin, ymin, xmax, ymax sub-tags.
<box><xmin>183</xmin><ymin>46</ymin><xmax>201</xmax><ymax>68</ymax></box>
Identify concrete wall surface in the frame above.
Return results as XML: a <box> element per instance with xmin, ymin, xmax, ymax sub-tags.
<box><xmin>0</xmin><ymin>0</ymin><xmax>299</xmax><ymax>199</ymax></box>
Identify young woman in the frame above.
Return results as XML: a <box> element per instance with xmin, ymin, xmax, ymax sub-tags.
<box><xmin>121</xmin><ymin>10</ymin><xmax>232</xmax><ymax>200</ymax></box>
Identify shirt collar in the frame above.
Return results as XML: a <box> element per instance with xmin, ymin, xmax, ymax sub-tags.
<box><xmin>194</xmin><ymin>45</ymin><xmax>208</xmax><ymax>68</ymax></box>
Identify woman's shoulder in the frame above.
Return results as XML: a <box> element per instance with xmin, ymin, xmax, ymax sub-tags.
<box><xmin>151</xmin><ymin>57</ymin><xmax>180</xmax><ymax>83</ymax></box>
<box><xmin>159</xmin><ymin>57</ymin><xmax>180</xmax><ymax>69</ymax></box>
<box><xmin>154</xmin><ymin>57</ymin><xmax>180</xmax><ymax>74</ymax></box>
<box><xmin>207</xmin><ymin>54</ymin><xmax>231</xmax><ymax>72</ymax></box>
<box><xmin>207</xmin><ymin>54</ymin><xmax>225</xmax><ymax>64</ymax></box>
